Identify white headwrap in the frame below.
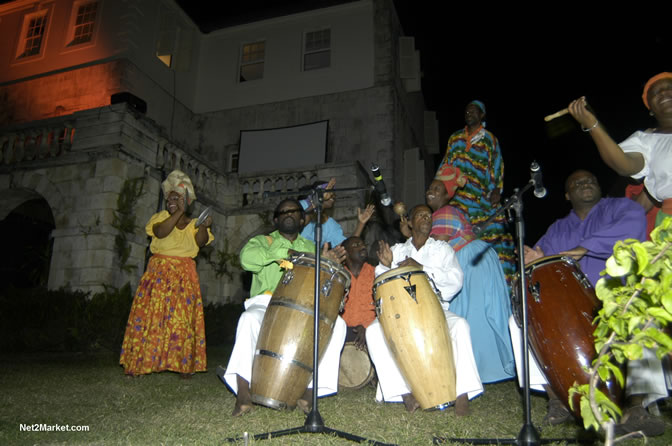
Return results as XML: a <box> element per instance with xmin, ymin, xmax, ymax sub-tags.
<box><xmin>162</xmin><ymin>170</ymin><xmax>196</xmax><ymax>204</ymax></box>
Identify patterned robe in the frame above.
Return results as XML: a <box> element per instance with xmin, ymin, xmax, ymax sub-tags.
<box><xmin>438</xmin><ymin>126</ymin><xmax>516</xmax><ymax>287</ymax></box>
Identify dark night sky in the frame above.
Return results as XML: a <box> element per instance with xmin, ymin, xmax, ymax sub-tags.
<box><xmin>391</xmin><ymin>5</ymin><xmax>671</xmax><ymax>242</ymax></box>
<box><xmin>178</xmin><ymin>1</ymin><xmax>671</xmax><ymax>242</ymax></box>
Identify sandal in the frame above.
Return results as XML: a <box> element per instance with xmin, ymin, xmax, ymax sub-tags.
<box><xmin>543</xmin><ymin>398</ymin><xmax>572</xmax><ymax>425</ymax></box>
<box><xmin>614</xmin><ymin>406</ymin><xmax>665</xmax><ymax>437</ymax></box>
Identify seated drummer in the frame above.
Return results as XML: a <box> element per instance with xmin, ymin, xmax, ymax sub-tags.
<box><xmin>341</xmin><ymin>236</ymin><xmax>377</xmax><ymax>349</ymax></box>
<box><xmin>366</xmin><ymin>204</ymin><xmax>483</xmax><ymax>416</ymax></box>
<box><xmin>510</xmin><ymin>169</ymin><xmax>665</xmax><ymax>436</ymax></box>
<box><xmin>217</xmin><ymin>199</ymin><xmax>347</xmax><ymax>416</ymax></box>
<box><xmin>523</xmin><ymin>169</ymin><xmax>646</xmax><ymax>285</ymax></box>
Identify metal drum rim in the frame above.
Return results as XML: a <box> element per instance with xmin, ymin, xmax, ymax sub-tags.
<box><xmin>290</xmin><ymin>253</ymin><xmax>351</xmax><ymax>289</ymax></box>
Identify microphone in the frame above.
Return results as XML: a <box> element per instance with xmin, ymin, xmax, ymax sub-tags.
<box><xmin>370</xmin><ymin>163</ymin><xmax>392</xmax><ymax>206</ymax></box>
<box><xmin>530</xmin><ymin>161</ymin><xmax>547</xmax><ymax>198</ymax></box>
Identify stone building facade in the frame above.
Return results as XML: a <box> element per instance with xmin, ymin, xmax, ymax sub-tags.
<box><xmin>0</xmin><ymin>0</ymin><xmax>438</xmax><ymax>303</ymax></box>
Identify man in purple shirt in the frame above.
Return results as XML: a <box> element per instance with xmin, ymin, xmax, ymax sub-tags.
<box><xmin>524</xmin><ymin>169</ymin><xmax>646</xmax><ymax>283</ymax></box>
<box><xmin>518</xmin><ymin>169</ymin><xmax>665</xmax><ymax>436</ymax></box>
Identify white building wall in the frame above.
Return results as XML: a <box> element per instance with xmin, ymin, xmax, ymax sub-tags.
<box><xmin>193</xmin><ymin>1</ymin><xmax>375</xmax><ymax>112</ymax></box>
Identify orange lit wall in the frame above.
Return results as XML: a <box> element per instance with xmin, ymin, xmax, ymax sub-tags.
<box><xmin>0</xmin><ymin>60</ymin><xmax>126</xmax><ymax>125</ymax></box>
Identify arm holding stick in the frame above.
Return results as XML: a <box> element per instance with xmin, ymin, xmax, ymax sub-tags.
<box><xmin>566</xmin><ymin>97</ymin><xmax>645</xmax><ymax>176</ymax></box>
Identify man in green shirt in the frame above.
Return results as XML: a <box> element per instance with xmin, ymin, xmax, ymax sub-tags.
<box><xmin>220</xmin><ymin>198</ymin><xmax>347</xmax><ymax>416</ymax></box>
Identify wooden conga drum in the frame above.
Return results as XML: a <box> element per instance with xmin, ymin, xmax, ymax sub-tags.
<box><xmin>511</xmin><ymin>255</ymin><xmax>623</xmax><ymax>418</ymax></box>
<box><xmin>338</xmin><ymin>341</ymin><xmax>375</xmax><ymax>390</ymax></box>
<box><xmin>250</xmin><ymin>253</ymin><xmax>349</xmax><ymax>409</ymax></box>
<box><xmin>372</xmin><ymin>265</ymin><xmax>457</xmax><ymax>409</ymax></box>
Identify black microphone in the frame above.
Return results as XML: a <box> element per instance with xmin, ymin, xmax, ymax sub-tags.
<box><xmin>530</xmin><ymin>161</ymin><xmax>547</xmax><ymax>198</ymax></box>
<box><xmin>370</xmin><ymin>163</ymin><xmax>392</xmax><ymax>206</ymax></box>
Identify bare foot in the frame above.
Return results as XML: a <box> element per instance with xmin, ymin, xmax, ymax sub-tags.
<box><xmin>297</xmin><ymin>388</ymin><xmax>313</xmax><ymax>414</ymax></box>
<box><xmin>232</xmin><ymin>375</ymin><xmax>254</xmax><ymax>417</ymax></box>
<box><xmin>402</xmin><ymin>393</ymin><xmax>420</xmax><ymax>413</ymax></box>
<box><xmin>454</xmin><ymin>393</ymin><xmax>469</xmax><ymax>417</ymax></box>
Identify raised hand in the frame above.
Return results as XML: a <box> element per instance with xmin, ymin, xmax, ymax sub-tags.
<box><xmin>377</xmin><ymin>240</ymin><xmax>393</xmax><ymax>267</ymax></box>
<box><xmin>357</xmin><ymin>204</ymin><xmax>375</xmax><ymax>224</ymax></box>
<box><xmin>568</xmin><ymin>96</ymin><xmax>598</xmax><ymax>130</ymax></box>
<box><xmin>324</xmin><ymin>243</ymin><xmax>346</xmax><ymax>264</ymax></box>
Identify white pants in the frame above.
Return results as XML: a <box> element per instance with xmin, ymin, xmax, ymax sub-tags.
<box><xmin>508</xmin><ymin>315</ymin><xmax>668</xmax><ymax>407</ymax></box>
<box><xmin>366</xmin><ymin>309</ymin><xmax>483</xmax><ymax>403</ymax></box>
<box><xmin>223</xmin><ymin>293</ymin><xmax>347</xmax><ymax>397</ymax></box>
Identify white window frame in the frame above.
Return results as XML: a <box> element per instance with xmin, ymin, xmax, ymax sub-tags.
<box><xmin>239</xmin><ymin>40</ymin><xmax>265</xmax><ymax>83</ymax></box>
<box><xmin>65</xmin><ymin>0</ymin><xmax>100</xmax><ymax>48</ymax></box>
<box><xmin>302</xmin><ymin>28</ymin><xmax>331</xmax><ymax>71</ymax></box>
<box><xmin>15</xmin><ymin>8</ymin><xmax>50</xmax><ymax>60</ymax></box>
<box><xmin>229</xmin><ymin>152</ymin><xmax>240</xmax><ymax>173</ymax></box>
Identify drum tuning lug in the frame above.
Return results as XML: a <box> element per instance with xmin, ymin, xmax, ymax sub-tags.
<box><xmin>403</xmin><ymin>285</ymin><xmax>418</xmax><ymax>304</ymax></box>
<box><xmin>529</xmin><ymin>281</ymin><xmax>541</xmax><ymax>302</ymax></box>
<box><xmin>321</xmin><ymin>280</ymin><xmax>333</xmax><ymax>297</ymax></box>
<box><xmin>572</xmin><ymin>271</ymin><xmax>592</xmax><ymax>290</ymax></box>
<box><xmin>427</xmin><ymin>276</ymin><xmax>444</xmax><ymax>301</ymax></box>
<box><xmin>281</xmin><ymin>270</ymin><xmax>294</xmax><ymax>284</ymax></box>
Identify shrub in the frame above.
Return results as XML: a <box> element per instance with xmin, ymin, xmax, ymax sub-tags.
<box><xmin>204</xmin><ymin>301</ymin><xmax>244</xmax><ymax>346</ymax></box>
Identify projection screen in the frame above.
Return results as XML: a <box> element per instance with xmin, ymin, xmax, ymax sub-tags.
<box><xmin>238</xmin><ymin>121</ymin><xmax>329</xmax><ymax>174</ymax></box>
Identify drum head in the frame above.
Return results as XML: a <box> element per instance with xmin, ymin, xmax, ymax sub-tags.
<box><xmin>373</xmin><ymin>265</ymin><xmax>422</xmax><ymax>286</ymax></box>
<box><xmin>338</xmin><ymin>342</ymin><xmax>374</xmax><ymax>390</ymax></box>
<box><xmin>290</xmin><ymin>253</ymin><xmax>351</xmax><ymax>288</ymax></box>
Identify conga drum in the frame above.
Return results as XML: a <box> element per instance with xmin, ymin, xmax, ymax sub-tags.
<box><xmin>372</xmin><ymin>265</ymin><xmax>457</xmax><ymax>409</ymax></box>
<box><xmin>338</xmin><ymin>341</ymin><xmax>375</xmax><ymax>390</ymax></box>
<box><xmin>511</xmin><ymin>255</ymin><xmax>623</xmax><ymax>418</ymax></box>
<box><xmin>251</xmin><ymin>253</ymin><xmax>350</xmax><ymax>409</ymax></box>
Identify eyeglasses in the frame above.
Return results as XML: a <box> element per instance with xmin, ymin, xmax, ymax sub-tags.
<box><xmin>276</xmin><ymin>208</ymin><xmax>302</xmax><ymax>216</ymax></box>
<box><xmin>569</xmin><ymin>177</ymin><xmax>598</xmax><ymax>189</ymax></box>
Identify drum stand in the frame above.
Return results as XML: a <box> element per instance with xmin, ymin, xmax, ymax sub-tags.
<box><xmin>226</xmin><ymin>186</ymin><xmax>395</xmax><ymax>446</ymax></box>
<box><xmin>434</xmin><ymin>181</ymin><xmax>585</xmax><ymax>446</ymax></box>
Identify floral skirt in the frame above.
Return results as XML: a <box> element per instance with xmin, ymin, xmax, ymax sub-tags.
<box><xmin>120</xmin><ymin>255</ymin><xmax>207</xmax><ymax>375</ymax></box>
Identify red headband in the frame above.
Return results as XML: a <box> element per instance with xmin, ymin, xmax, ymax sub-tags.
<box><xmin>435</xmin><ymin>165</ymin><xmax>466</xmax><ymax>199</ymax></box>
<box><xmin>642</xmin><ymin>72</ymin><xmax>672</xmax><ymax>109</ymax></box>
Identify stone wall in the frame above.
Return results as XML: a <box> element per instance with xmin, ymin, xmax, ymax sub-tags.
<box><xmin>1</xmin><ymin>104</ymin><xmax>371</xmax><ymax>304</ymax></box>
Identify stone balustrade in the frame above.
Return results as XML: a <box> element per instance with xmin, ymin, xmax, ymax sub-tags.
<box><xmin>0</xmin><ymin>120</ymin><xmax>75</xmax><ymax>165</ymax></box>
<box><xmin>155</xmin><ymin>139</ymin><xmax>225</xmax><ymax>205</ymax></box>
<box><xmin>1</xmin><ymin>103</ymin><xmax>370</xmax><ymax>214</ymax></box>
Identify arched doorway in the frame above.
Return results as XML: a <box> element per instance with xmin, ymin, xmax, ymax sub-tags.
<box><xmin>0</xmin><ymin>197</ymin><xmax>55</xmax><ymax>290</ymax></box>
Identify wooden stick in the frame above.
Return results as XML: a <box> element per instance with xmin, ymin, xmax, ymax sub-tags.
<box><xmin>544</xmin><ymin>108</ymin><xmax>569</xmax><ymax>122</ymax></box>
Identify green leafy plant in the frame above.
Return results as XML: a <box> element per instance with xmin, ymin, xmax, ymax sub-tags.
<box><xmin>86</xmin><ymin>283</ymin><xmax>134</xmax><ymax>353</ymax></box>
<box><xmin>570</xmin><ymin>216</ymin><xmax>672</xmax><ymax>443</ymax></box>
<box><xmin>203</xmin><ymin>301</ymin><xmax>244</xmax><ymax>346</ymax></box>
<box><xmin>199</xmin><ymin>237</ymin><xmax>241</xmax><ymax>280</ymax></box>
<box><xmin>0</xmin><ymin>286</ymin><xmax>90</xmax><ymax>352</ymax></box>
<box><xmin>0</xmin><ymin>283</ymin><xmax>133</xmax><ymax>354</ymax></box>
<box><xmin>112</xmin><ymin>177</ymin><xmax>145</xmax><ymax>273</ymax></box>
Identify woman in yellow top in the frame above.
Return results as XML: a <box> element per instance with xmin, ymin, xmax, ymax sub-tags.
<box><xmin>120</xmin><ymin>170</ymin><xmax>214</xmax><ymax>378</ymax></box>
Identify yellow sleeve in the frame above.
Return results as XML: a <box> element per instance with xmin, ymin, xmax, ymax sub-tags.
<box><xmin>146</xmin><ymin>211</ymin><xmax>171</xmax><ymax>237</ymax></box>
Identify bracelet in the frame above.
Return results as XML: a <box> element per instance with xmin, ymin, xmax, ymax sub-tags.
<box><xmin>581</xmin><ymin>120</ymin><xmax>599</xmax><ymax>132</ymax></box>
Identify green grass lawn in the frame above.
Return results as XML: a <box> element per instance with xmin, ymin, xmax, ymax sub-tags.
<box><xmin>1</xmin><ymin>346</ymin><xmax>671</xmax><ymax>445</ymax></box>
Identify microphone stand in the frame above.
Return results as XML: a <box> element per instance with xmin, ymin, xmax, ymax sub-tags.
<box><xmin>226</xmin><ymin>186</ymin><xmax>395</xmax><ymax>446</ymax></box>
<box><xmin>434</xmin><ymin>181</ymin><xmax>584</xmax><ymax>446</ymax></box>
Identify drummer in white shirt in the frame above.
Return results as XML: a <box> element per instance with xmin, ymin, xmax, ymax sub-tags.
<box><xmin>365</xmin><ymin>204</ymin><xmax>483</xmax><ymax>416</ymax></box>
